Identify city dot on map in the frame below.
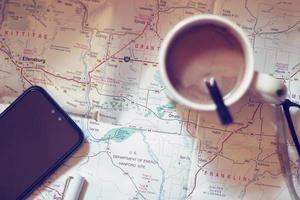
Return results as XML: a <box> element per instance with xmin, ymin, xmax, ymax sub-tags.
<box><xmin>124</xmin><ymin>56</ymin><xmax>130</xmax><ymax>62</ymax></box>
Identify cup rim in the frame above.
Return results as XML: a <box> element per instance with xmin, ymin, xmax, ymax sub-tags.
<box><xmin>159</xmin><ymin>14</ymin><xmax>254</xmax><ymax>111</ymax></box>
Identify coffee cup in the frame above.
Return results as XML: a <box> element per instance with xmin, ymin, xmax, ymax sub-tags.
<box><xmin>159</xmin><ymin>14</ymin><xmax>287</xmax><ymax>111</ymax></box>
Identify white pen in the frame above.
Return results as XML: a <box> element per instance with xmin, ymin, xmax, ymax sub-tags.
<box><xmin>61</xmin><ymin>174</ymin><xmax>85</xmax><ymax>200</ymax></box>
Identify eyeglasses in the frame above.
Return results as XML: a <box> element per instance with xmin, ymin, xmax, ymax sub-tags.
<box><xmin>280</xmin><ymin>99</ymin><xmax>300</xmax><ymax>199</ymax></box>
<box><xmin>282</xmin><ymin>99</ymin><xmax>300</xmax><ymax>157</ymax></box>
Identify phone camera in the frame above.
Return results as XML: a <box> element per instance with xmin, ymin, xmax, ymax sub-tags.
<box><xmin>51</xmin><ymin>109</ymin><xmax>55</xmax><ymax>114</ymax></box>
<box><xmin>58</xmin><ymin>117</ymin><xmax>62</xmax><ymax>121</ymax></box>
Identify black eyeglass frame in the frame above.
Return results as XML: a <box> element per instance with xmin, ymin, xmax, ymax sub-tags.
<box><xmin>282</xmin><ymin>99</ymin><xmax>300</xmax><ymax>157</ymax></box>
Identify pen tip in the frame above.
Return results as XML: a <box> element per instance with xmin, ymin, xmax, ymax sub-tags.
<box><xmin>204</xmin><ymin>77</ymin><xmax>216</xmax><ymax>86</ymax></box>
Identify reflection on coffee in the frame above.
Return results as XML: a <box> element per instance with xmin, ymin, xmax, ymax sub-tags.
<box><xmin>166</xmin><ymin>24</ymin><xmax>245</xmax><ymax>104</ymax></box>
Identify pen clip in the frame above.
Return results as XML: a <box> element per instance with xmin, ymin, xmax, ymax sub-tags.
<box><xmin>61</xmin><ymin>176</ymin><xmax>74</xmax><ymax>200</ymax></box>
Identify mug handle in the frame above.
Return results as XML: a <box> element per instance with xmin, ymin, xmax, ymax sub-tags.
<box><xmin>250</xmin><ymin>71</ymin><xmax>287</xmax><ymax>104</ymax></box>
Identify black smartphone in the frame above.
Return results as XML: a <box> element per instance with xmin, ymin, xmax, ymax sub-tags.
<box><xmin>0</xmin><ymin>86</ymin><xmax>84</xmax><ymax>199</ymax></box>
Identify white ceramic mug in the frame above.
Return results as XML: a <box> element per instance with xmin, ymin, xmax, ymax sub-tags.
<box><xmin>159</xmin><ymin>14</ymin><xmax>287</xmax><ymax>111</ymax></box>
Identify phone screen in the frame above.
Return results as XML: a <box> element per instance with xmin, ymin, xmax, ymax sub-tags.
<box><xmin>0</xmin><ymin>86</ymin><xmax>84</xmax><ymax>199</ymax></box>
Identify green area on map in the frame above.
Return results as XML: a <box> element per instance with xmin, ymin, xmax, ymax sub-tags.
<box><xmin>102</xmin><ymin>127</ymin><xmax>137</xmax><ymax>142</ymax></box>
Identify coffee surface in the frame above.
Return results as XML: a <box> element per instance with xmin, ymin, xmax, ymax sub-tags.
<box><xmin>166</xmin><ymin>24</ymin><xmax>245</xmax><ymax>104</ymax></box>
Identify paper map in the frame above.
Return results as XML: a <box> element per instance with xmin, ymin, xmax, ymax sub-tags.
<box><xmin>0</xmin><ymin>0</ymin><xmax>299</xmax><ymax>199</ymax></box>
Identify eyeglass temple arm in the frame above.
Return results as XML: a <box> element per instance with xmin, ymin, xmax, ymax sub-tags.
<box><xmin>282</xmin><ymin>99</ymin><xmax>300</xmax><ymax>157</ymax></box>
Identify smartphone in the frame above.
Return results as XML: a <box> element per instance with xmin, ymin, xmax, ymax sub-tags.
<box><xmin>0</xmin><ymin>86</ymin><xmax>84</xmax><ymax>199</ymax></box>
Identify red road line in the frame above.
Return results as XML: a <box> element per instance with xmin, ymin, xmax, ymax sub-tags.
<box><xmin>22</xmin><ymin>66</ymin><xmax>86</xmax><ymax>84</ymax></box>
<box><xmin>87</xmin><ymin>23</ymin><xmax>149</xmax><ymax>81</ymax></box>
<box><xmin>186</xmin><ymin>121</ymin><xmax>253</xmax><ymax>198</ymax></box>
<box><xmin>0</xmin><ymin>48</ymin><xmax>33</xmax><ymax>85</ymax></box>
<box><xmin>0</xmin><ymin>6</ymin><xmax>204</xmax><ymax>86</ymax></box>
<box><xmin>251</xmin><ymin>103</ymin><xmax>262</xmax><ymax>120</ymax></box>
<box><xmin>0</xmin><ymin>48</ymin><xmax>84</xmax><ymax>84</ymax></box>
<box><xmin>0</xmin><ymin>21</ymin><xmax>150</xmax><ymax>86</ymax></box>
<box><xmin>186</xmin><ymin>131</ymin><xmax>235</xmax><ymax>198</ymax></box>
<box><xmin>21</xmin><ymin>68</ymin><xmax>33</xmax><ymax>86</ymax></box>
<box><xmin>38</xmin><ymin>68</ymin><xmax>86</xmax><ymax>84</ymax></box>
